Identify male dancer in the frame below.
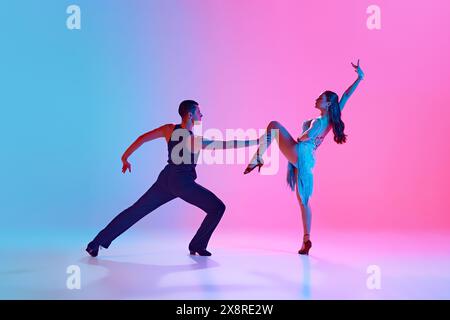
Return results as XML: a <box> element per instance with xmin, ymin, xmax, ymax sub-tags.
<box><xmin>86</xmin><ymin>100</ymin><xmax>258</xmax><ymax>256</ymax></box>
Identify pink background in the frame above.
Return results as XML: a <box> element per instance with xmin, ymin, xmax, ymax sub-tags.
<box><xmin>146</xmin><ymin>0</ymin><xmax>450</xmax><ymax>232</ymax></box>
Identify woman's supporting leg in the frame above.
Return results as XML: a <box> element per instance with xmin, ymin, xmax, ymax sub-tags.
<box><xmin>295</xmin><ymin>182</ymin><xmax>312</xmax><ymax>242</ymax></box>
<box><xmin>248</xmin><ymin>121</ymin><xmax>298</xmax><ymax>166</ymax></box>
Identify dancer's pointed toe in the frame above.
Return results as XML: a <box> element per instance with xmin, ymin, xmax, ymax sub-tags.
<box><xmin>243</xmin><ymin>159</ymin><xmax>264</xmax><ymax>175</ymax></box>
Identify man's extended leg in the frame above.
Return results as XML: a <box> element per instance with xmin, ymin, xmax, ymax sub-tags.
<box><xmin>91</xmin><ymin>180</ymin><xmax>176</xmax><ymax>248</ymax></box>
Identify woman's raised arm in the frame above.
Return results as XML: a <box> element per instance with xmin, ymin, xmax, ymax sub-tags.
<box><xmin>339</xmin><ymin>59</ymin><xmax>365</xmax><ymax>112</ymax></box>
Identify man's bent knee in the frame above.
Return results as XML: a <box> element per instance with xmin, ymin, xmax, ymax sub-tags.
<box><xmin>216</xmin><ymin>200</ymin><xmax>226</xmax><ymax>216</ymax></box>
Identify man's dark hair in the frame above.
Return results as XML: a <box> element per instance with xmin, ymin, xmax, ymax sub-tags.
<box><xmin>178</xmin><ymin>100</ymin><xmax>199</xmax><ymax>117</ymax></box>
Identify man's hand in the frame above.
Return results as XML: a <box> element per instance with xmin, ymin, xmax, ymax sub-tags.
<box><xmin>122</xmin><ymin>158</ymin><xmax>131</xmax><ymax>173</ymax></box>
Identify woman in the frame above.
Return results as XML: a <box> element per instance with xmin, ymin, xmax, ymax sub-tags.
<box><xmin>244</xmin><ymin>60</ymin><xmax>365</xmax><ymax>255</ymax></box>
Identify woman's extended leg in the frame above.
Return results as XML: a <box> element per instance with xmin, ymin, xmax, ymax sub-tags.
<box><xmin>246</xmin><ymin>121</ymin><xmax>298</xmax><ymax>170</ymax></box>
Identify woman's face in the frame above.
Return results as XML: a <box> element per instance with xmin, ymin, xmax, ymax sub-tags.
<box><xmin>314</xmin><ymin>93</ymin><xmax>330</xmax><ymax>111</ymax></box>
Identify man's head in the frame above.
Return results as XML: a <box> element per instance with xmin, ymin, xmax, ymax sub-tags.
<box><xmin>178</xmin><ymin>100</ymin><xmax>203</xmax><ymax>123</ymax></box>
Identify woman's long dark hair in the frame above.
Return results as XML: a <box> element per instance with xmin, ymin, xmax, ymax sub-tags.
<box><xmin>324</xmin><ymin>91</ymin><xmax>347</xmax><ymax>144</ymax></box>
<box><xmin>286</xmin><ymin>91</ymin><xmax>347</xmax><ymax>192</ymax></box>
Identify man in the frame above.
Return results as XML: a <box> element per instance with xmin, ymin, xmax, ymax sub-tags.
<box><xmin>86</xmin><ymin>100</ymin><xmax>258</xmax><ymax>256</ymax></box>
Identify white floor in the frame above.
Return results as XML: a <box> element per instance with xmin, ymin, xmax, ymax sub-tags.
<box><xmin>1</xmin><ymin>229</ymin><xmax>450</xmax><ymax>299</ymax></box>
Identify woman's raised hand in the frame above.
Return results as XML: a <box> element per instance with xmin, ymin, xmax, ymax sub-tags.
<box><xmin>351</xmin><ymin>59</ymin><xmax>364</xmax><ymax>80</ymax></box>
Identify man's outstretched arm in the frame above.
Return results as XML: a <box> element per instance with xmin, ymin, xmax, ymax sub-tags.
<box><xmin>201</xmin><ymin>137</ymin><xmax>260</xmax><ymax>150</ymax></box>
<box><xmin>121</xmin><ymin>124</ymin><xmax>174</xmax><ymax>173</ymax></box>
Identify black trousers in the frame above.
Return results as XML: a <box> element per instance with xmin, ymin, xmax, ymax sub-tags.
<box><xmin>92</xmin><ymin>164</ymin><xmax>226</xmax><ymax>251</ymax></box>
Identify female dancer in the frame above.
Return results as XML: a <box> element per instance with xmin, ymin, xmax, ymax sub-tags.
<box><xmin>244</xmin><ymin>60</ymin><xmax>365</xmax><ymax>255</ymax></box>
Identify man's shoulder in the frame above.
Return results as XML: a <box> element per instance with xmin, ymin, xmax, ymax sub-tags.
<box><xmin>161</xmin><ymin>123</ymin><xmax>176</xmax><ymax>142</ymax></box>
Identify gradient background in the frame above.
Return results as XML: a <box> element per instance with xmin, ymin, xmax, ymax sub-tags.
<box><xmin>1</xmin><ymin>0</ymin><xmax>450</xmax><ymax>246</ymax></box>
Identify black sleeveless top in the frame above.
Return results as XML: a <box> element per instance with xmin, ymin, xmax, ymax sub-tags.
<box><xmin>167</xmin><ymin>124</ymin><xmax>198</xmax><ymax>169</ymax></box>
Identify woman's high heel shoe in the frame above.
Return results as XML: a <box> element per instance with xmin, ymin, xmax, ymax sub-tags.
<box><xmin>244</xmin><ymin>138</ymin><xmax>267</xmax><ymax>174</ymax></box>
<box><xmin>243</xmin><ymin>161</ymin><xmax>264</xmax><ymax>174</ymax></box>
<box><xmin>298</xmin><ymin>240</ymin><xmax>312</xmax><ymax>255</ymax></box>
<box><xmin>244</xmin><ymin>151</ymin><xmax>264</xmax><ymax>174</ymax></box>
